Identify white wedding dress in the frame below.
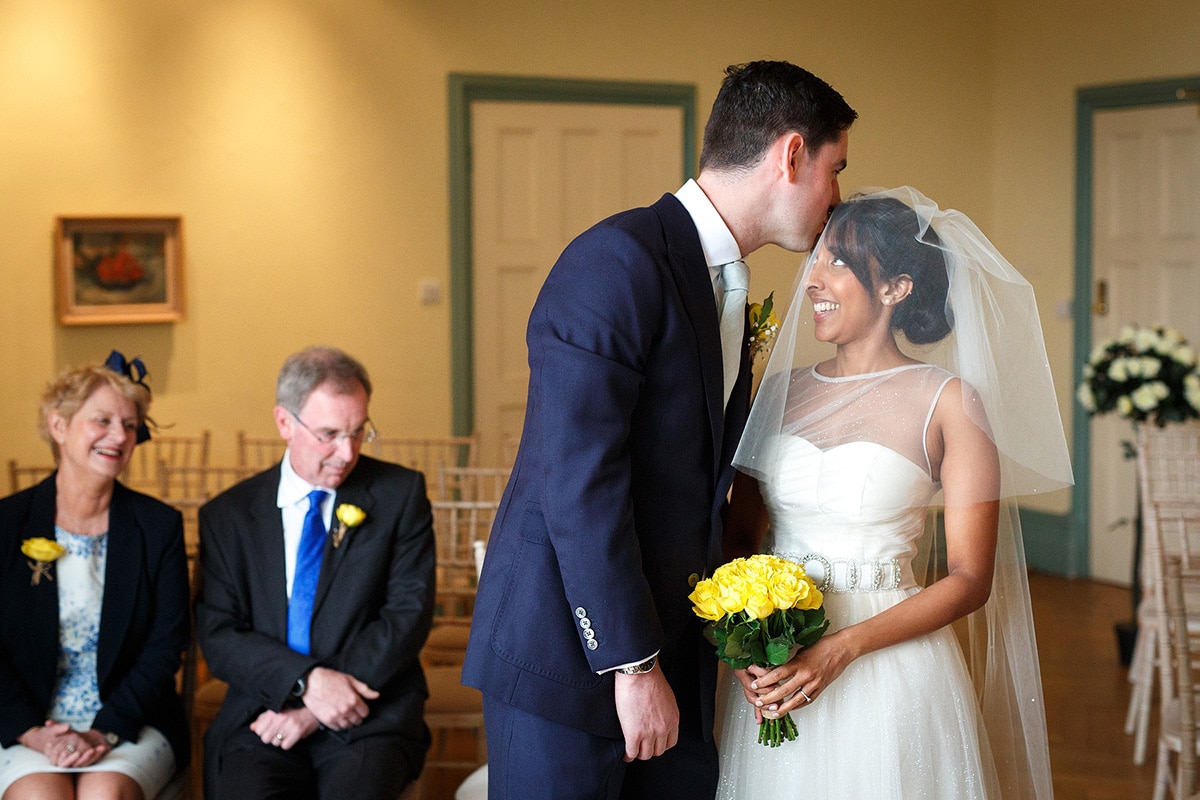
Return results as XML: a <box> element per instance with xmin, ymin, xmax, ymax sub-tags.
<box><xmin>716</xmin><ymin>364</ymin><xmax>1002</xmax><ymax>799</ymax></box>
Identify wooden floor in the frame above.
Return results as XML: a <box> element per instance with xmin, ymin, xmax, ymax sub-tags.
<box><xmin>424</xmin><ymin>570</ymin><xmax>1158</xmax><ymax>800</ymax></box>
<box><xmin>1031</xmin><ymin>570</ymin><xmax>1159</xmax><ymax>799</ymax></box>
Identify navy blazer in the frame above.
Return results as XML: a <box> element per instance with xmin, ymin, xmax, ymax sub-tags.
<box><xmin>463</xmin><ymin>192</ymin><xmax>751</xmax><ymax>739</ymax></box>
<box><xmin>0</xmin><ymin>476</ymin><xmax>190</xmax><ymax>770</ymax></box>
<box><xmin>195</xmin><ymin>455</ymin><xmax>435</xmax><ymax>788</ymax></box>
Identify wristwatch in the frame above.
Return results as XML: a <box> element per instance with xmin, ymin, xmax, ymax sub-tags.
<box><xmin>617</xmin><ymin>655</ymin><xmax>657</xmax><ymax>675</ymax></box>
<box><xmin>291</xmin><ymin>669</ymin><xmax>312</xmax><ymax>699</ymax></box>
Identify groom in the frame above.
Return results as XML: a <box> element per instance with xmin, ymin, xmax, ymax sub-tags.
<box><xmin>463</xmin><ymin>60</ymin><xmax>856</xmax><ymax>799</ymax></box>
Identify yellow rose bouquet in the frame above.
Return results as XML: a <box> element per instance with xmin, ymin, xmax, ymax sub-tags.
<box><xmin>689</xmin><ymin>553</ymin><xmax>828</xmax><ymax>747</ymax></box>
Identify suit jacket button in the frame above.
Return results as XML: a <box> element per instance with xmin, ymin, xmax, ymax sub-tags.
<box><xmin>688</xmin><ymin>573</ymin><xmax>700</xmax><ymax>587</ymax></box>
<box><xmin>579</xmin><ymin>617</ymin><xmax>591</xmax><ymax>629</ymax></box>
<box><xmin>586</xmin><ymin>639</ymin><xmax>599</xmax><ymax>650</ymax></box>
<box><xmin>575</xmin><ymin>607</ymin><xmax>587</xmax><ymax>618</ymax></box>
<box><xmin>583</xmin><ymin>629</ymin><xmax>595</xmax><ymax>640</ymax></box>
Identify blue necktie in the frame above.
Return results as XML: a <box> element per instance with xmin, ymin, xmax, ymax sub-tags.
<box><xmin>288</xmin><ymin>489</ymin><xmax>328</xmax><ymax>655</ymax></box>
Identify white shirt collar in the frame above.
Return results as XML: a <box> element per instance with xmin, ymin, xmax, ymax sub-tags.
<box><xmin>674</xmin><ymin>179</ymin><xmax>742</xmax><ymax>268</ymax></box>
<box><xmin>277</xmin><ymin>449</ymin><xmax>328</xmax><ymax>508</ymax></box>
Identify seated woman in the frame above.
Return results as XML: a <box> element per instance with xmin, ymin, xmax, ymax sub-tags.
<box><xmin>0</xmin><ymin>353</ymin><xmax>189</xmax><ymax>800</ymax></box>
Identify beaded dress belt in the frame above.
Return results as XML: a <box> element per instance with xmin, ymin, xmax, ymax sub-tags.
<box><xmin>772</xmin><ymin>551</ymin><xmax>904</xmax><ymax>593</ymax></box>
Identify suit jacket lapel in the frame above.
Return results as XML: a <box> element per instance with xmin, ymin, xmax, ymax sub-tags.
<box><xmin>313</xmin><ymin>468</ymin><xmax>376</xmax><ymax>618</ymax></box>
<box><xmin>25</xmin><ymin>478</ymin><xmax>62</xmax><ymax>688</ymax></box>
<box><xmin>249</xmin><ymin>467</ymin><xmax>289</xmax><ymax>641</ymax></box>
<box><xmin>97</xmin><ymin>484</ymin><xmax>141</xmax><ymax>686</ymax></box>
<box><xmin>652</xmin><ymin>193</ymin><xmax>726</xmax><ymax>480</ymax></box>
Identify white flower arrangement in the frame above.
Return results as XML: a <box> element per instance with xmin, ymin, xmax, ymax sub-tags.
<box><xmin>1078</xmin><ymin>324</ymin><xmax>1200</xmax><ymax>427</ymax></box>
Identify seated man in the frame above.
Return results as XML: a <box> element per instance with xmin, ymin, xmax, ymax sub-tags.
<box><xmin>196</xmin><ymin>345</ymin><xmax>434</xmax><ymax>800</ymax></box>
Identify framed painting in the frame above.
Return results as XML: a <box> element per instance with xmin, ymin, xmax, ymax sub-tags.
<box><xmin>55</xmin><ymin>215</ymin><xmax>184</xmax><ymax>325</ymax></box>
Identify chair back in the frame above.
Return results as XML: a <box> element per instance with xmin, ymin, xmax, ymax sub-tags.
<box><xmin>8</xmin><ymin>459</ymin><xmax>54</xmax><ymax>494</ymax></box>
<box><xmin>121</xmin><ymin>431</ymin><xmax>211</xmax><ymax>493</ymax></box>
<box><xmin>430</xmin><ymin>500</ymin><xmax>497</xmax><ymax>626</ymax></box>
<box><xmin>236</xmin><ymin>431</ymin><xmax>287</xmax><ymax>470</ymax></box>
<box><xmin>1164</xmin><ymin>556</ymin><xmax>1200</xmax><ymax>798</ymax></box>
<box><xmin>373</xmin><ymin>434</ymin><xmax>479</xmax><ymax>478</ymax></box>
<box><xmin>435</xmin><ymin>465</ymin><xmax>511</xmax><ymax>502</ymax></box>
<box><xmin>159</xmin><ymin>464</ymin><xmax>255</xmax><ymax>560</ymax></box>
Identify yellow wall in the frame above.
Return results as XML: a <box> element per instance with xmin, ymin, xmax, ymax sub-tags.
<box><xmin>0</xmin><ymin>0</ymin><xmax>1194</xmax><ymax>507</ymax></box>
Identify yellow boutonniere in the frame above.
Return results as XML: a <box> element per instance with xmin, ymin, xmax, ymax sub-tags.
<box><xmin>748</xmin><ymin>292</ymin><xmax>780</xmax><ymax>360</ymax></box>
<box><xmin>332</xmin><ymin>504</ymin><xmax>366</xmax><ymax>548</ymax></box>
<box><xmin>21</xmin><ymin>537</ymin><xmax>66</xmax><ymax>586</ymax></box>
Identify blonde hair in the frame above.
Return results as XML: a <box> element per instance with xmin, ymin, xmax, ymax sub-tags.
<box><xmin>40</xmin><ymin>363</ymin><xmax>153</xmax><ymax>462</ymax></box>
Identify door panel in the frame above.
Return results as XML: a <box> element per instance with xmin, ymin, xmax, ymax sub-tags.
<box><xmin>470</xmin><ymin>101</ymin><xmax>684</xmax><ymax>465</ymax></box>
<box><xmin>1090</xmin><ymin>103</ymin><xmax>1200</xmax><ymax>583</ymax></box>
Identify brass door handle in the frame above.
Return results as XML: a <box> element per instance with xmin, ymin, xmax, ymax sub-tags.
<box><xmin>1092</xmin><ymin>279</ymin><xmax>1108</xmax><ymax>316</ymax></box>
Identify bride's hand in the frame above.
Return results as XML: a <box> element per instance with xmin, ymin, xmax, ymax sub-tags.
<box><xmin>744</xmin><ymin>632</ymin><xmax>854</xmax><ymax>717</ymax></box>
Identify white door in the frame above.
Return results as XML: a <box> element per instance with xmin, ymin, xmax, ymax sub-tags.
<box><xmin>1090</xmin><ymin>103</ymin><xmax>1200</xmax><ymax>584</ymax></box>
<box><xmin>470</xmin><ymin>101</ymin><xmax>684</xmax><ymax>465</ymax></box>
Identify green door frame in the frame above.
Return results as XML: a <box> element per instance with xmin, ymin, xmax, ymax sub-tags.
<box><xmin>1067</xmin><ymin>75</ymin><xmax>1200</xmax><ymax>576</ymax></box>
<box><xmin>447</xmin><ymin>74</ymin><xmax>697</xmax><ymax>436</ymax></box>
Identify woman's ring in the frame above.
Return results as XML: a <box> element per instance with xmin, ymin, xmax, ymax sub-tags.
<box><xmin>274</xmin><ymin>733</ymin><xmax>284</xmax><ymax>742</ymax></box>
<box><xmin>65</xmin><ymin>744</ymin><xmax>77</xmax><ymax>753</ymax></box>
<box><xmin>799</xmin><ymin>688</ymin><xmax>813</xmax><ymax>703</ymax></box>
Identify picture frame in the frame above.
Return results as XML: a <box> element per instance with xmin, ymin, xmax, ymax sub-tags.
<box><xmin>55</xmin><ymin>215</ymin><xmax>184</xmax><ymax>325</ymax></box>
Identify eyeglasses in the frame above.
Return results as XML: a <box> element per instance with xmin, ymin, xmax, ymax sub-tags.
<box><xmin>288</xmin><ymin>410</ymin><xmax>378</xmax><ymax>446</ymax></box>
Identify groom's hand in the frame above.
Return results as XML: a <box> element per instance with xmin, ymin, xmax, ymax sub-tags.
<box><xmin>614</xmin><ymin>667</ymin><xmax>679</xmax><ymax>761</ymax></box>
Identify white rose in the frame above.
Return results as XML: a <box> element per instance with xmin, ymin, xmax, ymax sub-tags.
<box><xmin>1117</xmin><ymin>395</ymin><xmax>1135</xmax><ymax>417</ymax></box>
<box><xmin>1175</xmin><ymin>346</ymin><xmax>1196</xmax><ymax>367</ymax></box>
<box><xmin>1132</xmin><ymin>384</ymin><xmax>1162</xmax><ymax>412</ymax></box>
<box><xmin>1186</xmin><ymin>373</ymin><xmax>1200</xmax><ymax>411</ymax></box>
<box><xmin>1135</xmin><ymin>328</ymin><xmax>1159</xmax><ymax>353</ymax></box>
<box><xmin>1108</xmin><ymin>359</ymin><xmax>1129</xmax><ymax>382</ymax></box>
<box><xmin>1091</xmin><ymin>341</ymin><xmax>1114</xmax><ymax>363</ymax></box>
<box><xmin>1077</xmin><ymin>383</ymin><xmax>1097</xmax><ymax>412</ymax></box>
<box><xmin>1118</xmin><ymin>326</ymin><xmax>1137</xmax><ymax>344</ymax></box>
<box><xmin>1141</xmin><ymin>357</ymin><xmax>1161</xmax><ymax>378</ymax></box>
<box><xmin>1082</xmin><ymin>364</ymin><xmax>1095</xmax><ymax>380</ymax></box>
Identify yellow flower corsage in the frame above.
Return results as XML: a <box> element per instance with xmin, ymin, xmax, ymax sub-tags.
<box><xmin>21</xmin><ymin>537</ymin><xmax>66</xmax><ymax>586</ymax></box>
<box><xmin>748</xmin><ymin>292</ymin><xmax>780</xmax><ymax>360</ymax></box>
<box><xmin>332</xmin><ymin>504</ymin><xmax>366</xmax><ymax>548</ymax></box>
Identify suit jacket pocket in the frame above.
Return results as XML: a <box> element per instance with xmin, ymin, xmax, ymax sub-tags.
<box><xmin>490</xmin><ymin>506</ymin><xmax>602</xmax><ymax>690</ymax></box>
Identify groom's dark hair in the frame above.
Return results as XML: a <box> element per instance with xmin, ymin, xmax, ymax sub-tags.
<box><xmin>699</xmin><ymin>60</ymin><xmax>856</xmax><ymax>173</ymax></box>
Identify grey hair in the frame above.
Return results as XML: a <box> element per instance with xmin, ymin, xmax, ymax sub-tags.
<box><xmin>276</xmin><ymin>346</ymin><xmax>372</xmax><ymax>413</ymax></box>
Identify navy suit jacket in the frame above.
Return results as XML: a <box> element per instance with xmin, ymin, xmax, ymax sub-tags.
<box><xmin>0</xmin><ymin>476</ymin><xmax>190</xmax><ymax>770</ymax></box>
<box><xmin>462</xmin><ymin>192</ymin><xmax>751</xmax><ymax>739</ymax></box>
<box><xmin>195</xmin><ymin>455</ymin><xmax>435</xmax><ymax>789</ymax></box>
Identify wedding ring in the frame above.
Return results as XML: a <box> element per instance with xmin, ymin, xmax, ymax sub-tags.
<box><xmin>274</xmin><ymin>733</ymin><xmax>284</xmax><ymax>742</ymax></box>
<box><xmin>799</xmin><ymin>688</ymin><xmax>813</xmax><ymax>703</ymax></box>
<box><xmin>65</xmin><ymin>744</ymin><xmax>77</xmax><ymax>753</ymax></box>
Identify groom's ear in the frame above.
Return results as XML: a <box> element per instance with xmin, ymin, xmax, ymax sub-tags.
<box><xmin>777</xmin><ymin>132</ymin><xmax>806</xmax><ymax>179</ymax></box>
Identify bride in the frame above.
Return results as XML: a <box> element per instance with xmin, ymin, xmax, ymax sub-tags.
<box><xmin>717</xmin><ymin>187</ymin><xmax>1072</xmax><ymax>798</ymax></box>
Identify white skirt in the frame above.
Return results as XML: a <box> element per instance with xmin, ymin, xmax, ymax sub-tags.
<box><xmin>0</xmin><ymin>726</ymin><xmax>176</xmax><ymax>798</ymax></box>
<box><xmin>715</xmin><ymin>587</ymin><xmax>1000</xmax><ymax>800</ymax></box>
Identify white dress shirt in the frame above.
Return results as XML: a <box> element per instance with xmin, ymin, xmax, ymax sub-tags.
<box><xmin>277</xmin><ymin>450</ymin><xmax>335</xmax><ymax>598</ymax></box>
<box><xmin>674</xmin><ymin>178</ymin><xmax>744</xmax><ymax>308</ymax></box>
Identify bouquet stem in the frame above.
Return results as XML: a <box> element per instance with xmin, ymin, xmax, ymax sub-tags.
<box><xmin>757</xmin><ymin>712</ymin><xmax>798</xmax><ymax>747</ymax></box>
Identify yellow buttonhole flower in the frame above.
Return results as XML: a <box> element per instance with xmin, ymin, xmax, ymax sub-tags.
<box><xmin>22</xmin><ymin>537</ymin><xmax>65</xmax><ymax>562</ymax></box>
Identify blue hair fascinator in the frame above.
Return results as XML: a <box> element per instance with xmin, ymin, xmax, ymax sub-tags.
<box><xmin>103</xmin><ymin>350</ymin><xmax>152</xmax><ymax>443</ymax></box>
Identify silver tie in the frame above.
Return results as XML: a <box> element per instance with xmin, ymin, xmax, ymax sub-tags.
<box><xmin>719</xmin><ymin>259</ymin><xmax>749</xmax><ymax>409</ymax></box>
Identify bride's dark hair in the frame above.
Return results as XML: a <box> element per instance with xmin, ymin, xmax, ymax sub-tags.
<box><xmin>824</xmin><ymin>195</ymin><xmax>953</xmax><ymax>345</ymax></box>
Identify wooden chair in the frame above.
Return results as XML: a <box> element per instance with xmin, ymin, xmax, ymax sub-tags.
<box><xmin>236</xmin><ymin>431</ymin><xmax>287</xmax><ymax>470</ymax></box>
<box><xmin>1129</xmin><ymin>423</ymin><xmax>1200</xmax><ymax>764</ymax></box>
<box><xmin>8</xmin><ymin>459</ymin><xmax>54</xmax><ymax>494</ymax></box>
<box><xmin>423</xmin><ymin>664</ymin><xmax>486</xmax><ymax>797</ymax></box>
<box><xmin>1158</xmin><ymin>556</ymin><xmax>1200</xmax><ymax>800</ymax></box>
<box><xmin>435</xmin><ymin>466</ymin><xmax>511</xmax><ymax>503</ymax></box>
<box><xmin>422</xmin><ymin>500</ymin><xmax>497</xmax><ymax>667</ymax></box>
<box><xmin>158</xmin><ymin>464</ymin><xmax>255</xmax><ymax>562</ymax></box>
<box><xmin>121</xmin><ymin>431</ymin><xmax>211</xmax><ymax>495</ymax></box>
<box><xmin>372</xmin><ymin>434</ymin><xmax>480</xmax><ymax>479</ymax></box>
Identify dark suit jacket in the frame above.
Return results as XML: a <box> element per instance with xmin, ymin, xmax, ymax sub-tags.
<box><xmin>462</xmin><ymin>192</ymin><xmax>751</xmax><ymax>739</ymax></box>
<box><xmin>0</xmin><ymin>476</ymin><xmax>190</xmax><ymax>770</ymax></box>
<box><xmin>195</xmin><ymin>455</ymin><xmax>435</xmax><ymax>786</ymax></box>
